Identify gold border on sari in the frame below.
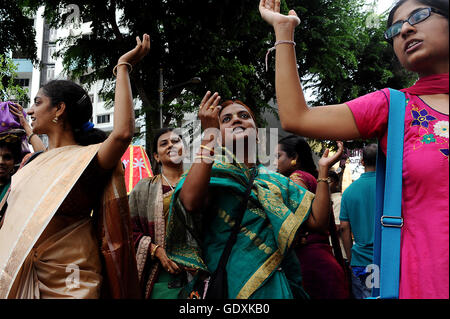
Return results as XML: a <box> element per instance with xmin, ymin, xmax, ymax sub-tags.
<box><xmin>0</xmin><ymin>144</ymin><xmax>101</xmax><ymax>298</ymax></box>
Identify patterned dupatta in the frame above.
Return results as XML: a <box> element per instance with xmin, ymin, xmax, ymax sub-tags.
<box><xmin>129</xmin><ymin>175</ymin><xmax>175</xmax><ymax>298</ymax></box>
<box><xmin>166</xmin><ymin>147</ymin><xmax>315</xmax><ymax>299</ymax></box>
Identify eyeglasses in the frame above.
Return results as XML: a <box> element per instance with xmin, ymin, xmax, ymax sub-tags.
<box><xmin>385</xmin><ymin>7</ymin><xmax>443</xmax><ymax>40</ymax></box>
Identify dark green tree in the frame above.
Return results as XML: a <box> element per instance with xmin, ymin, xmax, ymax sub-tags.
<box><xmin>17</xmin><ymin>0</ymin><xmax>417</xmax><ymax>156</ymax></box>
<box><xmin>0</xmin><ymin>2</ymin><xmax>37</xmax><ymax>61</ymax></box>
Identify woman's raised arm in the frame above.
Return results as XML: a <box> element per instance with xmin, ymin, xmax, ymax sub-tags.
<box><xmin>97</xmin><ymin>34</ymin><xmax>150</xmax><ymax>170</ymax></box>
<box><xmin>259</xmin><ymin>0</ymin><xmax>361</xmax><ymax>140</ymax></box>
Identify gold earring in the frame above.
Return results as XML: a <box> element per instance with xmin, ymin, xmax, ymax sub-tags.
<box><xmin>52</xmin><ymin>116</ymin><xmax>58</xmax><ymax>123</ymax></box>
<box><xmin>291</xmin><ymin>159</ymin><xmax>297</xmax><ymax>166</ymax></box>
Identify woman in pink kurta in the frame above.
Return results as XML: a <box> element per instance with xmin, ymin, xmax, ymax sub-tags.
<box><xmin>346</xmin><ymin>87</ymin><xmax>449</xmax><ymax>298</ymax></box>
<box><xmin>259</xmin><ymin>0</ymin><xmax>449</xmax><ymax>298</ymax></box>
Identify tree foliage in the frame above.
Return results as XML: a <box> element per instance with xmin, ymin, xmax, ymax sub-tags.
<box><xmin>14</xmin><ymin>0</ymin><xmax>417</xmax><ymax>154</ymax></box>
<box><xmin>0</xmin><ymin>2</ymin><xmax>37</xmax><ymax>61</ymax></box>
<box><xmin>0</xmin><ymin>55</ymin><xmax>30</xmax><ymax>103</ymax></box>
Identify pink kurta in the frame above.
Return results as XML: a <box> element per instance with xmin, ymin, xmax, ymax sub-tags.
<box><xmin>346</xmin><ymin>89</ymin><xmax>449</xmax><ymax>299</ymax></box>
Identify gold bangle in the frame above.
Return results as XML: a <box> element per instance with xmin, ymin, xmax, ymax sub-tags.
<box><xmin>113</xmin><ymin>62</ymin><xmax>133</xmax><ymax>77</ymax></box>
<box><xmin>151</xmin><ymin>244</ymin><xmax>160</xmax><ymax>259</ymax></box>
<box><xmin>200</xmin><ymin>144</ymin><xmax>215</xmax><ymax>155</ymax></box>
<box><xmin>317</xmin><ymin>177</ymin><xmax>330</xmax><ymax>184</ymax></box>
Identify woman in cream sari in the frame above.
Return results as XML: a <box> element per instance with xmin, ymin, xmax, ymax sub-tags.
<box><xmin>130</xmin><ymin>127</ymin><xmax>187</xmax><ymax>299</ymax></box>
<box><xmin>0</xmin><ymin>34</ymin><xmax>150</xmax><ymax>299</ymax></box>
<box><xmin>166</xmin><ymin>92</ymin><xmax>343</xmax><ymax>299</ymax></box>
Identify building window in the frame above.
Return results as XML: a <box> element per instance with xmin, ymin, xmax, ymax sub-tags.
<box><xmin>89</xmin><ymin>94</ymin><xmax>94</xmax><ymax>103</ymax></box>
<box><xmin>48</xmin><ymin>46</ymin><xmax>57</xmax><ymax>63</ymax></box>
<box><xmin>13</xmin><ymin>79</ymin><xmax>30</xmax><ymax>87</ymax></box>
<box><xmin>97</xmin><ymin>114</ymin><xmax>110</xmax><ymax>124</ymax></box>
<box><xmin>47</xmin><ymin>66</ymin><xmax>55</xmax><ymax>80</ymax></box>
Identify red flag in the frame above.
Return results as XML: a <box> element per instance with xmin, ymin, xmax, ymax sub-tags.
<box><xmin>121</xmin><ymin>145</ymin><xmax>153</xmax><ymax>194</ymax></box>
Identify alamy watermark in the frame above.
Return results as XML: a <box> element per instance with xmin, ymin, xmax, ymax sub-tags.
<box><xmin>65</xmin><ymin>263</ymin><xmax>80</xmax><ymax>289</ymax></box>
<box><xmin>153</xmin><ymin>121</ymin><xmax>280</xmax><ymax>171</ymax></box>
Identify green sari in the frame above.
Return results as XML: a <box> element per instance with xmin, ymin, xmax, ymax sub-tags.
<box><xmin>166</xmin><ymin>148</ymin><xmax>314</xmax><ymax>299</ymax></box>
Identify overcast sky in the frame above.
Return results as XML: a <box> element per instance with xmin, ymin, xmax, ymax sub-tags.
<box><xmin>371</xmin><ymin>0</ymin><xmax>395</xmax><ymax>13</ymax></box>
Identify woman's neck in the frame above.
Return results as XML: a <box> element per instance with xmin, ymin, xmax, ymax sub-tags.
<box><xmin>161</xmin><ymin>164</ymin><xmax>183</xmax><ymax>181</ymax></box>
<box><xmin>47</xmin><ymin>130</ymin><xmax>77</xmax><ymax>150</ymax></box>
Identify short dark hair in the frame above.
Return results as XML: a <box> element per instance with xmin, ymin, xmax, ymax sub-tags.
<box><xmin>362</xmin><ymin>143</ymin><xmax>378</xmax><ymax>167</ymax></box>
<box><xmin>387</xmin><ymin>0</ymin><xmax>449</xmax><ymax>45</ymax></box>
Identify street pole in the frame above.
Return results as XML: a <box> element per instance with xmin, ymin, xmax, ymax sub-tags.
<box><xmin>159</xmin><ymin>68</ymin><xmax>163</xmax><ymax>128</ymax></box>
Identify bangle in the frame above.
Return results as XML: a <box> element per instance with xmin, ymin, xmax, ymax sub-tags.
<box><xmin>265</xmin><ymin>40</ymin><xmax>296</xmax><ymax>72</ymax></box>
<box><xmin>200</xmin><ymin>144</ymin><xmax>215</xmax><ymax>155</ymax></box>
<box><xmin>317</xmin><ymin>177</ymin><xmax>330</xmax><ymax>184</ymax></box>
<box><xmin>151</xmin><ymin>244</ymin><xmax>160</xmax><ymax>259</ymax></box>
<box><xmin>113</xmin><ymin>62</ymin><xmax>133</xmax><ymax>77</ymax></box>
<box><xmin>27</xmin><ymin>133</ymin><xmax>36</xmax><ymax>144</ymax></box>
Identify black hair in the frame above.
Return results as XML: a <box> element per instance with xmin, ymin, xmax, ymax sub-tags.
<box><xmin>387</xmin><ymin>0</ymin><xmax>449</xmax><ymax>44</ymax></box>
<box><xmin>328</xmin><ymin>170</ymin><xmax>340</xmax><ymax>183</ymax></box>
<box><xmin>41</xmin><ymin>80</ymin><xmax>107</xmax><ymax>146</ymax></box>
<box><xmin>278</xmin><ymin>135</ymin><xmax>318</xmax><ymax>178</ymax></box>
<box><xmin>0</xmin><ymin>140</ymin><xmax>22</xmax><ymax>164</ymax></box>
<box><xmin>362</xmin><ymin>143</ymin><xmax>378</xmax><ymax>167</ymax></box>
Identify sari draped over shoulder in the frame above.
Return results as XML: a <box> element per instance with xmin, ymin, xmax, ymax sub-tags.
<box><xmin>0</xmin><ymin>144</ymin><xmax>140</xmax><ymax>299</ymax></box>
<box><xmin>166</xmin><ymin>147</ymin><xmax>315</xmax><ymax>299</ymax></box>
<box><xmin>129</xmin><ymin>175</ymin><xmax>179</xmax><ymax>298</ymax></box>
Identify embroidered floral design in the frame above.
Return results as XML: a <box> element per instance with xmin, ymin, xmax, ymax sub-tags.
<box><xmin>411</xmin><ymin>109</ymin><xmax>437</xmax><ymax>128</ymax></box>
<box><xmin>421</xmin><ymin>134</ymin><xmax>436</xmax><ymax>144</ymax></box>
<box><xmin>434</xmin><ymin>121</ymin><xmax>449</xmax><ymax>139</ymax></box>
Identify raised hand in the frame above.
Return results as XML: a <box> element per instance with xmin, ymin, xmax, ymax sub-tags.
<box><xmin>259</xmin><ymin>0</ymin><xmax>300</xmax><ymax>28</ymax></box>
<box><xmin>118</xmin><ymin>33</ymin><xmax>151</xmax><ymax>66</ymax></box>
<box><xmin>318</xmin><ymin>141</ymin><xmax>344</xmax><ymax>170</ymax></box>
<box><xmin>198</xmin><ymin>91</ymin><xmax>221</xmax><ymax>131</ymax></box>
<box><xmin>8</xmin><ymin>102</ymin><xmax>28</xmax><ymax>128</ymax></box>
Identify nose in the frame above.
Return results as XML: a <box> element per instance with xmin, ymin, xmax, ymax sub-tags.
<box><xmin>400</xmin><ymin>20</ymin><xmax>416</xmax><ymax>39</ymax></box>
<box><xmin>230</xmin><ymin>113</ymin><xmax>242</xmax><ymax>125</ymax></box>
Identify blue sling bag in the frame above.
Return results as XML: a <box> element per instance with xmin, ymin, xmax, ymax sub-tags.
<box><xmin>371</xmin><ymin>89</ymin><xmax>406</xmax><ymax>299</ymax></box>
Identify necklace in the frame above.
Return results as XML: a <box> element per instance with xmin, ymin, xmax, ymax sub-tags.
<box><xmin>161</xmin><ymin>173</ymin><xmax>178</xmax><ymax>191</ymax></box>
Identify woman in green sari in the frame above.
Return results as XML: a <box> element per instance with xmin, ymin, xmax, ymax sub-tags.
<box><xmin>166</xmin><ymin>91</ymin><xmax>343</xmax><ymax>299</ymax></box>
<box><xmin>129</xmin><ymin>128</ymin><xmax>187</xmax><ymax>299</ymax></box>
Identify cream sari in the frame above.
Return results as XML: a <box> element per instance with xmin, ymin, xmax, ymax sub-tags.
<box><xmin>0</xmin><ymin>144</ymin><xmax>140</xmax><ymax>299</ymax></box>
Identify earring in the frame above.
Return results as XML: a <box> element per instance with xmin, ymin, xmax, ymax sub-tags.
<box><xmin>291</xmin><ymin>159</ymin><xmax>297</xmax><ymax>166</ymax></box>
<box><xmin>52</xmin><ymin>116</ymin><xmax>58</xmax><ymax>123</ymax></box>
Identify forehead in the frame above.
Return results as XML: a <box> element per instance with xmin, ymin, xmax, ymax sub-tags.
<box><xmin>35</xmin><ymin>88</ymin><xmax>49</xmax><ymax>100</ymax></box>
<box><xmin>0</xmin><ymin>146</ymin><xmax>13</xmax><ymax>155</ymax></box>
<box><xmin>393</xmin><ymin>0</ymin><xmax>424</xmax><ymax>21</ymax></box>
<box><xmin>158</xmin><ymin>131</ymin><xmax>181</xmax><ymax>143</ymax></box>
<box><xmin>220</xmin><ymin>103</ymin><xmax>250</xmax><ymax>116</ymax></box>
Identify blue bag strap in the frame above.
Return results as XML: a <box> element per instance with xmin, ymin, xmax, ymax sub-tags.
<box><xmin>372</xmin><ymin>88</ymin><xmax>406</xmax><ymax>299</ymax></box>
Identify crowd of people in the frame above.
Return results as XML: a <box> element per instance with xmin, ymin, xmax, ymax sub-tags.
<box><xmin>0</xmin><ymin>0</ymin><xmax>447</xmax><ymax>299</ymax></box>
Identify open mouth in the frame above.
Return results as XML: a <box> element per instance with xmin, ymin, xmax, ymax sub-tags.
<box><xmin>167</xmin><ymin>149</ymin><xmax>181</xmax><ymax>157</ymax></box>
<box><xmin>404</xmin><ymin>40</ymin><xmax>423</xmax><ymax>53</ymax></box>
<box><xmin>232</xmin><ymin>127</ymin><xmax>246</xmax><ymax>134</ymax></box>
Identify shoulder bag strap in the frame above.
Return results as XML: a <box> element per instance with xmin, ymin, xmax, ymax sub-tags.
<box><xmin>372</xmin><ymin>88</ymin><xmax>405</xmax><ymax>298</ymax></box>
